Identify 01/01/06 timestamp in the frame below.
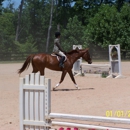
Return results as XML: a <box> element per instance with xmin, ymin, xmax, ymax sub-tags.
<box><xmin>106</xmin><ymin>110</ymin><xmax>130</xmax><ymax>118</ymax></box>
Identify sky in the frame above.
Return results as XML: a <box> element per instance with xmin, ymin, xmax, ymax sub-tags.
<box><xmin>3</xmin><ymin>0</ymin><xmax>21</xmax><ymax>8</ymax></box>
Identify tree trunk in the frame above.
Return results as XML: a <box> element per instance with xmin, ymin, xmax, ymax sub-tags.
<box><xmin>57</xmin><ymin>24</ymin><xmax>60</xmax><ymax>31</ymax></box>
<box><xmin>0</xmin><ymin>0</ymin><xmax>4</xmax><ymax>15</ymax></box>
<box><xmin>15</xmin><ymin>0</ymin><xmax>24</xmax><ymax>41</ymax></box>
<box><xmin>46</xmin><ymin>0</ymin><xmax>54</xmax><ymax>53</ymax></box>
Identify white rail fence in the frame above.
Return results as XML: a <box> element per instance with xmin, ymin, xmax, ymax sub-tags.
<box><xmin>20</xmin><ymin>73</ymin><xmax>130</xmax><ymax>130</ymax></box>
<box><xmin>19</xmin><ymin>72</ymin><xmax>51</xmax><ymax>130</ymax></box>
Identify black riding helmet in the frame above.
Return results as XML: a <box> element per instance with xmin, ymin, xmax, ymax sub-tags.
<box><xmin>55</xmin><ymin>32</ymin><xmax>61</xmax><ymax>38</ymax></box>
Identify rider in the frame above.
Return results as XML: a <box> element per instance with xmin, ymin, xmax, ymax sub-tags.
<box><xmin>53</xmin><ymin>32</ymin><xmax>66</xmax><ymax>68</ymax></box>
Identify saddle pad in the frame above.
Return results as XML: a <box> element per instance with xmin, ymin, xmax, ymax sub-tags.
<box><xmin>51</xmin><ymin>53</ymin><xmax>67</xmax><ymax>62</ymax></box>
<box><xmin>51</xmin><ymin>53</ymin><xmax>57</xmax><ymax>56</ymax></box>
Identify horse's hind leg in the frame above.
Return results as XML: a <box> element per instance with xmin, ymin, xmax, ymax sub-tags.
<box><xmin>39</xmin><ymin>67</ymin><xmax>45</xmax><ymax>76</ymax></box>
<box><xmin>53</xmin><ymin>70</ymin><xmax>67</xmax><ymax>90</ymax></box>
<box><xmin>68</xmin><ymin>70</ymin><xmax>79</xmax><ymax>89</ymax></box>
<box><xmin>32</xmin><ymin>68</ymin><xmax>38</xmax><ymax>73</ymax></box>
<box><xmin>32</xmin><ymin>61</ymin><xmax>38</xmax><ymax>73</ymax></box>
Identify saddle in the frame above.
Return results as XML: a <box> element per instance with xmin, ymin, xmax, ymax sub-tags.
<box><xmin>51</xmin><ymin>53</ymin><xmax>67</xmax><ymax>62</ymax></box>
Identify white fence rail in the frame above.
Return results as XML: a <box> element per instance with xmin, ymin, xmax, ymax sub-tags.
<box><xmin>49</xmin><ymin>113</ymin><xmax>130</xmax><ymax>130</ymax></box>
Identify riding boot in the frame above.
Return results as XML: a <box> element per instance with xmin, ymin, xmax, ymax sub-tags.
<box><xmin>59</xmin><ymin>56</ymin><xmax>65</xmax><ymax>68</ymax></box>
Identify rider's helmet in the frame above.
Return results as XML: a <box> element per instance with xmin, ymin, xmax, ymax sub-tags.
<box><xmin>55</xmin><ymin>32</ymin><xmax>61</xmax><ymax>38</ymax></box>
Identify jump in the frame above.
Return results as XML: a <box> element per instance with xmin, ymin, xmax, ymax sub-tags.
<box><xmin>18</xmin><ymin>48</ymin><xmax>92</xmax><ymax>90</ymax></box>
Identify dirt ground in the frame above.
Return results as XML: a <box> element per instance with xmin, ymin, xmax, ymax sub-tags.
<box><xmin>0</xmin><ymin>61</ymin><xmax>130</xmax><ymax>130</ymax></box>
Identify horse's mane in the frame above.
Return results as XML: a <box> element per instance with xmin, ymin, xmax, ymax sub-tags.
<box><xmin>66</xmin><ymin>49</ymin><xmax>79</xmax><ymax>55</ymax></box>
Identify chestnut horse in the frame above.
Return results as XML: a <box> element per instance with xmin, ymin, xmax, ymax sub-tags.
<box><xmin>18</xmin><ymin>48</ymin><xmax>92</xmax><ymax>90</ymax></box>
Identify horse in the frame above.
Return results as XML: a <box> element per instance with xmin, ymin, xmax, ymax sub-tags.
<box><xmin>18</xmin><ymin>48</ymin><xmax>92</xmax><ymax>90</ymax></box>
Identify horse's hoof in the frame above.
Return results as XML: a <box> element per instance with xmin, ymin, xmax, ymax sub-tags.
<box><xmin>76</xmin><ymin>87</ymin><xmax>80</xmax><ymax>90</ymax></box>
<box><xmin>74</xmin><ymin>84</ymin><xmax>79</xmax><ymax>90</ymax></box>
<box><xmin>76</xmin><ymin>86</ymin><xmax>80</xmax><ymax>90</ymax></box>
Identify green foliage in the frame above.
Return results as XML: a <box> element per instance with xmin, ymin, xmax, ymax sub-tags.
<box><xmin>84</xmin><ymin>4</ymin><xmax>130</xmax><ymax>50</ymax></box>
<box><xmin>119</xmin><ymin>3</ymin><xmax>130</xmax><ymax>49</ymax></box>
<box><xmin>0</xmin><ymin>0</ymin><xmax>130</xmax><ymax>60</ymax></box>
<box><xmin>54</xmin><ymin>0</ymin><xmax>74</xmax><ymax>28</ymax></box>
<box><xmin>73</xmin><ymin>0</ymin><xmax>100</xmax><ymax>25</ymax></box>
<box><xmin>15</xmin><ymin>36</ymin><xmax>38</xmax><ymax>53</ymax></box>
<box><xmin>62</xmin><ymin>16</ymin><xmax>85</xmax><ymax>51</ymax></box>
<box><xmin>102</xmin><ymin>71</ymin><xmax>109</xmax><ymax>78</ymax></box>
<box><xmin>19</xmin><ymin>0</ymin><xmax>50</xmax><ymax>52</ymax></box>
<box><xmin>0</xmin><ymin>12</ymin><xmax>15</xmax><ymax>52</ymax></box>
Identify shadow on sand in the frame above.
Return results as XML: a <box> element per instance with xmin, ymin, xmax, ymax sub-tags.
<box><xmin>52</xmin><ymin>88</ymin><xmax>94</xmax><ymax>91</ymax></box>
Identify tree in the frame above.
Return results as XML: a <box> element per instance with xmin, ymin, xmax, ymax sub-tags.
<box><xmin>119</xmin><ymin>3</ymin><xmax>130</xmax><ymax>50</ymax></box>
<box><xmin>15</xmin><ymin>35</ymin><xmax>37</xmax><ymax>53</ymax></box>
<box><xmin>0</xmin><ymin>0</ymin><xmax>4</xmax><ymax>14</ymax></box>
<box><xmin>84</xmin><ymin>3</ymin><xmax>130</xmax><ymax>50</ymax></box>
<box><xmin>54</xmin><ymin>0</ymin><xmax>74</xmax><ymax>28</ymax></box>
<box><xmin>62</xmin><ymin>16</ymin><xmax>84</xmax><ymax>51</ymax></box>
<box><xmin>84</xmin><ymin>5</ymin><xmax>120</xmax><ymax>49</ymax></box>
<box><xmin>15</xmin><ymin>0</ymin><xmax>24</xmax><ymax>41</ymax></box>
<box><xmin>0</xmin><ymin>12</ymin><xmax>15</xmax><ymax>52</ymax></box>
<box><xmin>46</xmin><ymin>0</ymin><xmax>54</xmax><ymax>52</ymax></box>
<box><xmin>16</xmin><ymin>0</ymin><xmax>51</xmax><ymax>52</ymax></box>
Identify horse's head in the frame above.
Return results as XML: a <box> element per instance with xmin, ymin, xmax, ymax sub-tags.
<box><xmin>82</xmin><ymin>49</ymin><xmax>92</xmax><ymax>64</ymax></box>
<box><xmin>67</xmin><ymin>48</ymin><xmax>92</xmax><ymax>64</ymax></box>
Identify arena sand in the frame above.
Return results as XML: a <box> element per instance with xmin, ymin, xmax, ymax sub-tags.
<box><xmin>0</xmin><ymin>62</ymin><xmax>130</xmax><ymax>130</ymax></box>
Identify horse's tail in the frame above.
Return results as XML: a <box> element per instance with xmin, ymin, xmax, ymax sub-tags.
<box><xmin>18</xmin><ymin>54</ymin><xmax>35</xmax><ymax>74</ymax></box>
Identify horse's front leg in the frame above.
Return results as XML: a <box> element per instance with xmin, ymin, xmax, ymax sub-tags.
<box><xmin>68</xmin><ymin>70</ymin><xmax>80</xmax><ymax>90</ymax></box>
<box><xmin>53</xmin><ymin>70</ymin><xmax>67</xmax><ymax>90</ymax></box>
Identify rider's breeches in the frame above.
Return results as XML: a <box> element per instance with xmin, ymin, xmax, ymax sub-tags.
<box><xmin>58</xmin><ymin>51</ymin><xmax>67</xmax><ymax>59</ymax></box>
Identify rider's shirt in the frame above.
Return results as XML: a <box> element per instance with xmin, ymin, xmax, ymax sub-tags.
<box><xmin>53</xmin><ymin>38</ymin><xmax>60</xmax><ymax>53</ymax></box>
